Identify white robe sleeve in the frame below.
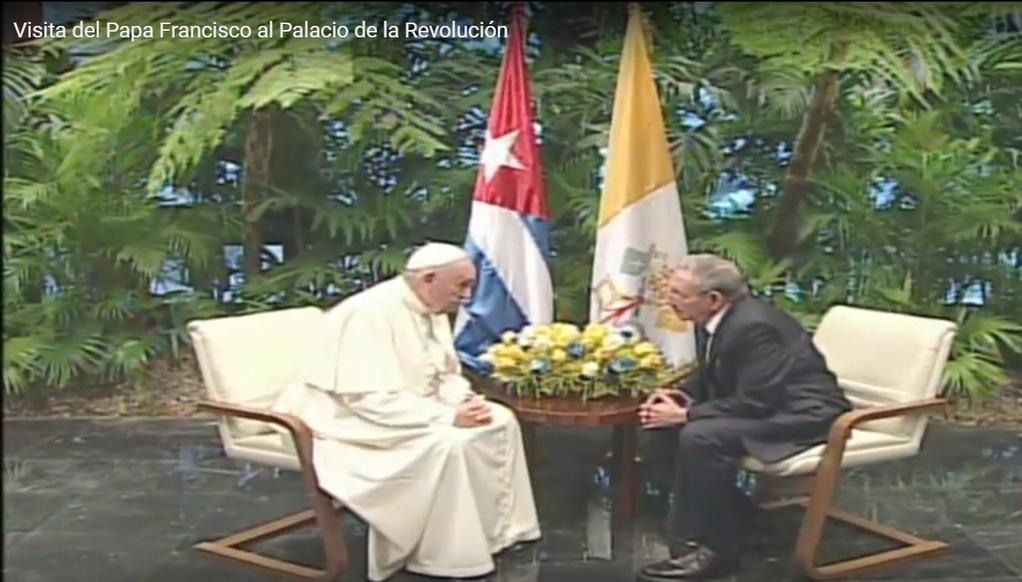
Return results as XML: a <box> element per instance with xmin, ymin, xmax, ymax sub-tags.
<box><xmin>285</xmin><ymin>286</ymin><xmax>461</xmax><ymax>430</ymax></box>
<box><xmin>435</xmin><ymin>374</ymin><xmax>475</xmax><ymax>406</ymax></box>
<box><xmin>340</xmin><ymin>391</ymin><xmax>456</xmax><ymax>429</ymax></box>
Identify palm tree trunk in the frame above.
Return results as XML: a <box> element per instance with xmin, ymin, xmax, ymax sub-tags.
<box><xmin>770</xmin><ymin>43</ymin><xmax>848</xmax><ymax>259</ymax></box>
<box><xmin>242</xmin><ymin>105</ymin><xmax>277</xmax><ymax>279</ymax></box>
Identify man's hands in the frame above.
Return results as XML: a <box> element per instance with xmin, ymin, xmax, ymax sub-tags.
<box><xmin>454</xmin><ymin>393</ymin><xmax>493</xmax><ymax>428</ymax></box>
<box><xmin>639</xmin><ymin>389</ymin><xmax>689</xmax><ymax>429</ymax></box>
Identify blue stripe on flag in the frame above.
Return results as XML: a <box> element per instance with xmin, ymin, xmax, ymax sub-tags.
<box><xmin>455</xmin><ymin>237</ymin><xmax>528</xmax><ymax>373</ymax></box>
<box><xmin>519</xmin><ymin>214</ymin><xmax>552</xmax><ymax>259</ymax></box>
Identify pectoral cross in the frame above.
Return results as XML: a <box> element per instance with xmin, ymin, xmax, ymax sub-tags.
<box><xmin>421</xmin><ymin>314</ymin><xmax>445</xmax><ymax>397</ymax></box>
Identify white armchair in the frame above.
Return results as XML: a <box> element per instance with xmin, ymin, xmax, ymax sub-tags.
<box><xmin>741</xmin><ymin>305</ymin><xmax>958</xmax><ymax>579</ymax></box>
<box><xmin>188</xmin><ymin>306</ymin><xmax>349</xmax><ymax>581</ymax></box>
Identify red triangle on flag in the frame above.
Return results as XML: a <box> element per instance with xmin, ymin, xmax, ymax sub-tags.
<box><xmin>472</xmin><ymin>3</ymin><xmax>549</xmax><ymax>220</ymax></box>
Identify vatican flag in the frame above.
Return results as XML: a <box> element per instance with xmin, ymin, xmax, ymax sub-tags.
<box><xmin>589</xmin><ymin>3</ymin><xmax>696</xmax><ymax>369</ymax></box>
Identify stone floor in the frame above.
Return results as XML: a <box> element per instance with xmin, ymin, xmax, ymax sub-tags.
<box><xmin>3</xmin><ymin>417</ymin><xmax>1020</xmax><ymax>582</ymax></box>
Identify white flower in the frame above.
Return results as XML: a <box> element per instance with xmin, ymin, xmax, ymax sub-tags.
<box><xmin>501</xmin><ymin>330</ymin><xmax>518</xmax><ymax>343</ymax></box>
<box><xmin>581</xmin><ymin>361</ymin><xmax>600</xmax><ymax>378</ymax></box>
<box><xmin>534</xmin><ymin>336</ymin><xmax>553</xmax><ymax>350</ymax></box>
<box><xmin>617</xmin><ymin>322</ymin><xmax>643</xmax><ymax>344</ymax></box>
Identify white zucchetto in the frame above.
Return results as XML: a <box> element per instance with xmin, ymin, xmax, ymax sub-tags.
<box><xmin>405</xmin><ymin>242</ymin><xmax>470</xmax><ymax>271</ymax></box>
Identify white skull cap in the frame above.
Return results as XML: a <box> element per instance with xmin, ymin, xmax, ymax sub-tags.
<box><xmin>405</xmin><ymin>241</ymin><xmax>470</xmax><ymax>270</ymax></box>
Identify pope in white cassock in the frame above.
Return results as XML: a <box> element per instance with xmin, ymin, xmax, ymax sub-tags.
<box><xmin>272</xmin><ymin>241</ymin><xmax>542</xmax><ymax>581</ymax></box>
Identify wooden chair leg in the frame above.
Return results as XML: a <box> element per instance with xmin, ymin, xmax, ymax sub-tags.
<box><xmin>195</xmin><ymin>494</ymin><xmax>348</xmax><ymax>581</ymax></box>
<box><xmin>761</xmin><ymin>460</ymin><xmax>949</xmax><ymax>580</ymax></box>
<box><xmin>192</xmin><ymin>404</ymin><xmax>352</xmax><ymax>580</ymax></box>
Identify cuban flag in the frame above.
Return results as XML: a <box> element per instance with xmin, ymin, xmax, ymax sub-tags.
<box><xmin>454</xmin><ymin>3</ymin><xmax>553</xmax><ymax>373</ymax></box>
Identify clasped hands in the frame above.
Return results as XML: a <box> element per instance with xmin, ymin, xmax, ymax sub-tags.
<box><xmin>435</xmin><ymin>374</ymin><xmax>492</xmax><ymax>428</ymax></box>
<box><xmin>454</xmin><ymin>393</ymin><xmax>492</xmax><ymax>428</ymax></box>
<box><xmin>639</xmin><ymin>388</ymin><xmax>689</xmax><ymax>429</ymax></box>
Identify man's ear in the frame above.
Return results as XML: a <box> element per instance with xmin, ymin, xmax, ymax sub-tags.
<box><xmin>708</xmin><ymin>290</ymin><xmax>725</xmax><ymax>307</ymax></box>
<box><xmin>422</xmin><ymin>271</ymin><xmax>436</xmax><ymax>283</ymax></box>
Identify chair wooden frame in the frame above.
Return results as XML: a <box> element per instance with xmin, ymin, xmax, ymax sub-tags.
<box><xmin>194</xmin><ymin>400</ymin><xmax>350</xmax><ymax>581</ymax></box>
<box><xmin>755</xmin><ymin>398</ymin><xmax>950</xmax><ymax>580</ymax></box>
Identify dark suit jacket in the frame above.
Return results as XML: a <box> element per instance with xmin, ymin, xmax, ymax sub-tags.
<box><xmin>678</xmin><ymin>294</ymin><xmax>853</xmax><ymax>463</ymax></box>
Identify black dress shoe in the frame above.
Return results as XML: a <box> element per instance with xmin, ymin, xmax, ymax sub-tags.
<box><xmin>641</xmin><ymin>541</ymin><xmax>703</xmax><ymax>577</ymax></box>
<box><xmin>636</xmin><ymin>545</ymin><xmax>739</xmax><ymax>580</ymax></box>
<box><xmin>640</xmin><ymin>555</ymin><xmax>699</xmax><ymax>577</ymax></box>
<box><xmin>668</xmin><ymin>539</ymin><xmax>701</xmax><ymax>560</ymax></box>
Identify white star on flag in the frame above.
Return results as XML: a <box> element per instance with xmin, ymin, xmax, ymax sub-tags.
<box><xmin>480</xmin><ymin>129</ymin><xmax>525</xmax><ymax>182</ymax></box>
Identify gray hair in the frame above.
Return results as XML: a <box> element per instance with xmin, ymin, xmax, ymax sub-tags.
<box><xmin>676</xmin><ymin>254</ymin><xmax>749</xmax><ymax>300</ymax></box>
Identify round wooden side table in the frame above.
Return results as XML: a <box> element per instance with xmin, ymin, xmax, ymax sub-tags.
<box><xmin>472</xmin><ymin>375</ymin><xmax>644</xmax><ymax>522</ymax></box>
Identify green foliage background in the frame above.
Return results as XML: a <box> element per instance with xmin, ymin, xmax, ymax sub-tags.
<box><xmin>4</xmin><ymin>2</ymin><xmax>1020</xmax><ymax>405</ymax></box>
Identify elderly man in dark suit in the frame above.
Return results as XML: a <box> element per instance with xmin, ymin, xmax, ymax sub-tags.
<box><xmin>636</xmin><ymin>254</ymin><xmax>852</xmax><ymax>580</ymax></box>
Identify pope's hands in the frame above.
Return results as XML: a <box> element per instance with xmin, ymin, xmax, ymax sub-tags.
<box><xmin>639</xmin><ymin>389</ymin><xmax>688</xmax><ymax>429</ymax></box>
<box><xmin>454</xmin><ymin>394</ymin><xmax>492</xmax><ymax>428</ymax></box>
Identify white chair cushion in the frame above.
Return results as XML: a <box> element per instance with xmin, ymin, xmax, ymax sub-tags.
<box><xmin>812</xmin><ymin>306</ymin><xmax>956</xmax><ymax>438</ymax></box>
<box><xmin>188</xmin><ymin>306</ymin><xmax>325</xmax><ymax>439</ymax></box>
<box><xmin>741</xmin><ymin>429</ymin><xmax>916</xmax><ymax>477</ymax></box>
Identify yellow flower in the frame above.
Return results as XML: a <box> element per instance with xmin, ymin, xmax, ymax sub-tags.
<box><xmin>614</xmin><ymin>346</ymin><xmax>635</xmax><ymax>360</ymax></box>
<box><xmin>505</xmin><ymin>345</ymin><xmax>527</xmax><ymax>360</ymax></box>
<box><xmin>634</xmin><ymin>341</ymin><xmax>657</xmax><ymax>356</ymax></box>
<box><xmin>551</xmin><ymin>349</ymin><xmax>567</xmax><ymax>363</ymax></box>
<box><xmin>601</xmin><ymin>333</ymin><xmax>625</xmax><ymax>351</ymax></box>
<box><xmin>583</xmin><ymin>322</ymin><xmax>607</xmax><ymax>340</ymax></box>
<box><xmin>594</xmin><ymin>347</ymin><xmax>614</xmax><ymax>361</ymax></box>
<box><xmin>496</xmin><ymin>357</ymin><xmax>516</xmax><ymax>370</ymax></box>
<box><xmin>534</xmin><ymin>336</ymin><xmax>554</xmax><ymax>351</ymax></box>
<box><xmin>581</xmin><ymin>361</ymin><xmax>600</xmax><ymax>378</ymax></box>
<box><xmin>553</xmin><ymin>323</ymin><xmax>581</xmax><ymax>342</ymax></box>
<box><xmin>639</xmin><ymin>354</ymin><xmax>663</xmax><ymax>369</ymax></box>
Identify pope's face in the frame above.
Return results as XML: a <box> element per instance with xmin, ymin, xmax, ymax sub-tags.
<box><xmin>422</xmin><ymin>259</ymin><xmax>477</xmax><ymax>314</ymax></box>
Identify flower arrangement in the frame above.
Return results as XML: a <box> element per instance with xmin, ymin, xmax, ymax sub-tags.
<box><xmin>477</xmin><ymin>321</ymin><xmax>680</xmax><ymax>401</ymax></box>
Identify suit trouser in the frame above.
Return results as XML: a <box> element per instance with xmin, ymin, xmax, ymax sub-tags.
<box><xmin>664</xmin><ymin>417</ymin><xmax>781</xmax><ymax>559</ymax></box>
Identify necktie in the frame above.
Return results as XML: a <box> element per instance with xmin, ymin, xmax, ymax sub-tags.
<box><xmin>704</xmin><ymin>329</ymin><xmax>714</xmax><ymax>363</ymax></box>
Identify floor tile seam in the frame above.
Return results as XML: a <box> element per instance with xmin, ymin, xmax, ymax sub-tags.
<box><xmin>960</xmin><ymin>527</ymin><xmax>1022</xmax><ymax>577</ymax></box>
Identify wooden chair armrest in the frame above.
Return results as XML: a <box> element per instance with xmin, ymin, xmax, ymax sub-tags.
<box><xmin>197</xmin><ymin>399</ymin><xmax>320</xmax><ymax>488</ymax></box>
<box><xmin>197</xmin><ymin>400</ymin><xmax>305</xmax><ymax>433</ymax></box>
<box><xmin>833</xmin><ymin>398</ymin><xmax>947</xmax><ymax>436</ymax></box>
<box><xmin>805</xmin><ymin>396</ymin><xmax>948</xmax><ymax>478</ymax></box>
<box><xmin>818</xmin><ymin>398</ymin><xmax>947</xmax><ymax>463</ymax></box>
